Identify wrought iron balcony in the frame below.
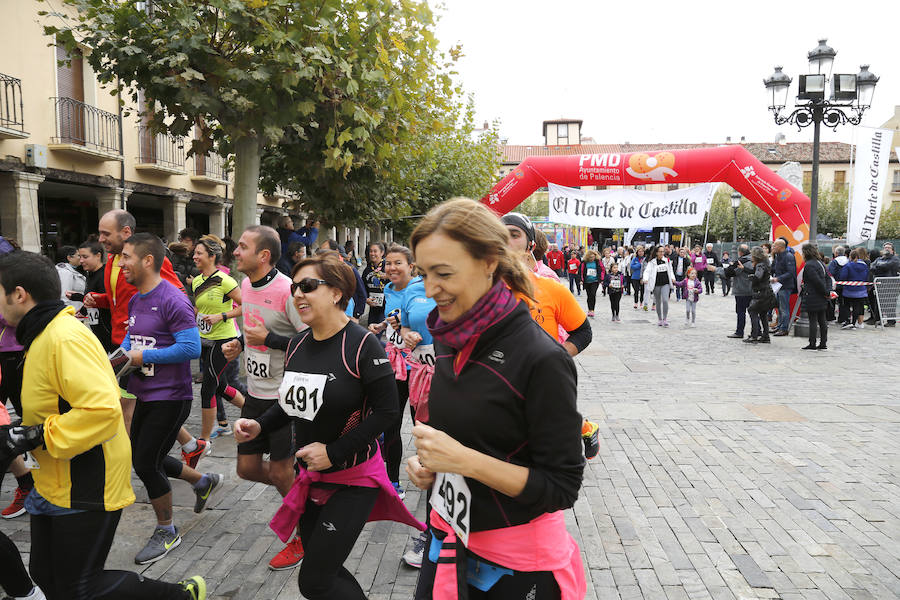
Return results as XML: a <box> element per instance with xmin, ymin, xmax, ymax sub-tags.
<box><xmin>136</xmin><ymin>125</ymin><xmax>186</xmax><ymax>174</ymax></box>
<box><xmin>191</xmin><ymin>151</ymin><xmax>229</xmax><ymax>185</ymax></box>
<box><xmin>0</xmin><ymin>73</ymin><xmax>27</xmax><ymax>139</ymax></box>
<box><xmin>49</xmin><ymin>96</ymin><xmax>122</xmax><ymax>160</ymax></box>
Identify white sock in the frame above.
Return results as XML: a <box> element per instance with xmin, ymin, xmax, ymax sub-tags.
<box><xmin>182</xmin><ymin>437</ymin><xmax>198</xmax><ymax>453</ymax></box>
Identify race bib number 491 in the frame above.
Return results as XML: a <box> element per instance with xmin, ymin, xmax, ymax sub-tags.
<box><xmin>430</xmin><ymin>472</ymin><xmax>471</xmax><ymax>546</ymax></box>
<box><xmin>278</xmin><ymin>371</ymin><xmax>327</xmax><ymax>421</ymax></box>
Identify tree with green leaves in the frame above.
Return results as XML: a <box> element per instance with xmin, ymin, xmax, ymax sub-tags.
<box><xmin>46</xmin><ymin>0</ymin><xmax>457</xmax><ymax>235</ymax></box>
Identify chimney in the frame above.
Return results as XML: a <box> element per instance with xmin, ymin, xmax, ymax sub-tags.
<box><xmin>726</xmin><ymin>136</ymin><xmax>731</xmax><ymax>143</ymax></box>
<box><xmin>740</xmin><ymin>136</ymin><xmax>746</xmax><ymax>143</ymax></box>
<box><xmin>483</xmin><ymin>121</ymin><xmax>489</xmax><ymax>130</ymax></box>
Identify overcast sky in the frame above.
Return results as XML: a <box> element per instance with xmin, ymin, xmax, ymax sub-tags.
<box><xmin>432</xmin><ymin>0</ymin><xmax>899</xmax><ymax>147</ymax></box>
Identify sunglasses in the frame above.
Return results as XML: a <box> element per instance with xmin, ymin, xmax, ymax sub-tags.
<box><xmin>291</xmin><ymin>278</ymin><xmax>328</xmax><ymax>294</ymax></box>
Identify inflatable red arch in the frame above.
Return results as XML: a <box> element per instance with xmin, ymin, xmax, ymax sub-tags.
<box><xmin>481</xmin><ymin>145</ymin><xmax>811</xmax><ymax>251</ymax></box>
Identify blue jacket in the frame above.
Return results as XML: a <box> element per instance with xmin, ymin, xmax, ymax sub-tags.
<box><xmin>772</xmin><ymin>249</ymin><xmax>797</xmax><ymax>292</ymax></box>
<box><xmin>629</xmin><ymin>256</ymin><xmax>643</xmax><ymax>280</ymax></box>
<box><xmin>840</xmin><ymin>261</ymin><xmax>869</xmax><ymax>298</ymax></box>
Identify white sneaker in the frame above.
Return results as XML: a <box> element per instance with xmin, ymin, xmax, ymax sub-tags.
<box><xmin>16</xmin><ymin>585</ymin><xmax>47</xmax><ymax>600</ymax></box>
<box><xmin>402</xmin><ymin>532</ymin><xmax>427</xmax><ymax>568</ymax></box>
<box><xmin>857</xmin><ymin>322</ymin><xmax>865</xmax><ymax>329</ymax></box>
<box><xmin>691</xmin><ymin>322</ymin><xmax>697</xmax><ymax>328</ymax></box>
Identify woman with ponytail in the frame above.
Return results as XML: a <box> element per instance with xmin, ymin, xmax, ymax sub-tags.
<box><xmin>407</xmin><ymin>198</ymin><xmax>585</xmax><ymax>600</ymax></box>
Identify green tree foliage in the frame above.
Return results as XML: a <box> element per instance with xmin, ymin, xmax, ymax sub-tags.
<box><xmin>45</xmin><ymin>0</ymin><xmax>458</xmax><ymax>234</ymax></box>
<box><xmin>876</xmin><ymin>202</ymin><xmax>900</xmax><ymax>238</ymax></box>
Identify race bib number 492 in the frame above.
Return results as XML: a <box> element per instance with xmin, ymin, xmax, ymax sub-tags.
<box><xmin>430</xmin><ymin>472</ymin><xmax>471</xmax><ymax>546</ymax></box>
<box><xmin>278</xmin><ymin>371</ymin><xmax>327</xmax><ymax>421</ymax></box>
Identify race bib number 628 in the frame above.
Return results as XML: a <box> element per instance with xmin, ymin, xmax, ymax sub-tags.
<box><xmin>245</xmin><ymin>350</ymin><xmax>271</xmax><ymax>379</ymax></box>
<box><xmin>430</xmin><ymin>472</ymin><xmax>471</xmax><ymax>546</ymax></box>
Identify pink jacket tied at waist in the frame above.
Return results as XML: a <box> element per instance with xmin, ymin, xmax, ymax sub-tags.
<box><xmin>406</xmin><ymin>358</ymin><xmax>433</xmax><ymax>422</ymax></box>
<box><xmin>270</xmin><ymin>452</ymin><xmax>425</xmax><ymax>543</ymax></box>
<box><xmin>385</xmin><ymin>342</ymin><xmax>408</xmax><ymax>381</ymax></box>
<box><xmin>430</xmin><ymin>509</ymin><xmax>586</xmax><ymax>600</ymax></box>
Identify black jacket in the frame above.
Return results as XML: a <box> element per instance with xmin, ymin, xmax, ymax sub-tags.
<box><xmin>672</xmin><ymin>255</ymin><xmax>691</xmax><ymax>278</ymax></box>
<box><xmin>427</xmin><ymin>301</ymin><xmax>584</xmax><ymax>532</ymax></box>
<box><xmin>871</xmin><ymin>253</ymin><xmax>900</xmax><ymax>277</ymax></box>
<box><xmin>749</xmin><ymin>262</ymin><xmax>776</xmax><ymax>312</ymax></box>
<box><xmin>801</xmin><ymin>259</ymin><xmax>830</xmax><ymax>312</ymax></box>
<box><xmin>725</xmin><ymin>255</ymin><xmax>753</xmax><ymax>296</ymax></box>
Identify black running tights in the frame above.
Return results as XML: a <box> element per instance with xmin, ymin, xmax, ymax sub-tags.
<box><xmin>384</xmin><ymin>379</ymin><xmax>409</xmax><ymax>482</ymax></box>
<box><xmin>631</xmin><ymin>279</ymin><xmax>643</xmax><ymax>304</ymax></box>
<box><xmin>131</xmin><ymin>399</ymin><xmax>191</xmax><ymax>499</ymax></box>
<box><xmin>30</xmin><ymin>510</ymin><xmax>188</xmax><ymax>600</ymax></box>
<box><xmin>297</xmin><ymin>486</ymin><xmax>378</xmax><ymax>600</ymax></box>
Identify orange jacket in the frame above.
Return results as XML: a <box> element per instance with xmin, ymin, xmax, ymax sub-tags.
<box><xmin>89</xmin><ymin>254</ymin><xmax>184</xmax><ymax>345</ymax></box>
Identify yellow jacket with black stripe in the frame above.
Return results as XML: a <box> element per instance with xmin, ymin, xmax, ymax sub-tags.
<box><xmin>22</xmin><ymin>306</ymin><xmax>135</xmax><ymax>511</ymax></box>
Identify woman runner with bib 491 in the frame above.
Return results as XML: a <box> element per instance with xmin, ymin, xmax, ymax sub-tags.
<box><xmin>233</xmin><ymin>251</ymin><xmax>423</xmax><ymax>599</ymax></box>
<box><xmin>407</xmin><ymin>198</ymin><xmax>585</xmax><ymax>600</ymax></box>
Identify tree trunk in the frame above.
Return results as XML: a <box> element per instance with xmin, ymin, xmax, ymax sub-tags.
<box><xmin>231</xmin><ymin>135</ymin><xmax>262</xmax><ymax>238</ymax></box>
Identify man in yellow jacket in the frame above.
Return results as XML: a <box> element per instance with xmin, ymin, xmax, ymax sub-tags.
<box><xmin>0</xmin><ymin>251</ymin><xmax>206</xmax><ymax>600</ymax></box>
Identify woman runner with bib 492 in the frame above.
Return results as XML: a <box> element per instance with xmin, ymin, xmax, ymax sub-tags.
<box><xmin>407</xmin><ymin>198</ymin><xmax>585</xmax><ymax>600</ymax></box>
<box><xmin>233</xmin><ymin>251</ymin><xmax>423</xmax><ymax>599</ymax></box>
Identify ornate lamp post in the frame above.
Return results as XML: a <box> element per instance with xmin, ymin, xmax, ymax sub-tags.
<box><xmin>730</xmin><ymin>191</ymin><xmax>741</xmax><ymax>255</ymax></box>
<box><xmin>763</xmin><ymin>39</ymin><xmax>879</xmax><ymax>242</ymax></box>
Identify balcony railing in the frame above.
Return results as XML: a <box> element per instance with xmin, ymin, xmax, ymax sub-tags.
<box><xmin>136</xmin><ymin>126</ymin><xmax>185</xmax><ymax>173</ymax></box>
<box><xmin>50</xmin><ymin>96</ymin><xmax>121</xmax><ymax>156</ymax></box>
<box><xmin>0</xmin><ymin>74</ymin><xmax>26</xmax><ymax>136</ymax></box>
<box><xmin>192</xmin><ymin>151</ymin><xmax>229</xmax><ymax>184</ymax></box>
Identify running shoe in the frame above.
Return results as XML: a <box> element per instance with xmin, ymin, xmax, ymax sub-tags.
<box><xmin>194</xmin><ymin>473</ymin><xmax>224</xmax><ymax>513</ymax></box>
<box><xmin>841</xmin><ymin>323</ymin><xmax>855</xmax><ymax>330</ymax></box>
<box><xmin>1</xmin><ymin>486</ymin><xmax>29</xmax><ymax>519</ymax></box>
<box><xmin>203</xmin><ymin>440</ymin><xmax>213</xmax><ymax>456</ymax></box>
<box><xmin>581</xmin><ymin>420</ymin><xmax>600</xmax><ymax>459</ymax></box>
<box><xmin>269</xmin><ymin>536</ymin><xmax>304</xmax><ymax>570</ymax></box>
<box><xmin>209</xmin><ymin>423</ymin><xmax>231</xmax><ymax>439</ymax></box>
<box><xmin>135</xmin><ymin>526</ymin><xmax>181</xmax><ymax>565</ymax></box>
<box><xmin>402</xmin><ymin>531</ymin><xmax>427</xmax><ymax>568</ymax></box>
<box><xmin>182</xmin><ymin>439</ymin><xmax>208</xmax><ymax>469</ymax></box>
<box><xmin>391</xmin><ymin>481</ymin><xmax>406</xmax><ymax>500</ymax></box>
<box><xmin>179</xmin><ymin>576</ymin><xmax>207</xmax><ymax>600</ymax></box>
<box><xmin>643</xmin><ymin>305</ymin><xmax>648</xmax><ymax>311</ymax></box>
<box><xmin>662</xmin><ymin>320</ymin><xmax>669</xmax><ymax>327</ymax></box>
<box><xmin>4</xmin><ymin>585</ymin><xmax>46</xmax><ymax>599</ymax></box>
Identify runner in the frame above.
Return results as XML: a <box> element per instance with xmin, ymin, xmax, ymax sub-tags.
<box><xmin>190</xmin><ymin>235</ymin><xmax>245</xmax><ymax>443</ymax></box>
<box><xmin>81</xmin><ymin>209</ymin><xmax>184</xmax><ymax>433</ymax></box>
<box><xmin>367</xmin><ymin>245</ymin><xmax>418</xmax><ymax>496</ymax></box>
<box><xmin>222</xmin><ymin>225</ymin><xmax>307</xmax><ymax>570</ymax></box>
<box><xmin>500</xmin><ymin>213</ymin><xmax>600</xmax><ymax>459</ymax></box>
<box><xmin>0</xmin><ymin>250</ymin><xmax>206</xmax><ymax>600</ymax></box>
<box><xmin>361</xmin><ymin>241</ymin><xmax>389</xmax><ymax>332</ymax></box>
<box><xmin>408</xmin><ymin>198</ymin><xmax>586</xmax><ymax>599</ymax></box>
<box><xmin>234</xmin><ymin>251</ymin><xmax>423</xmax><ymax>599</ymax></box>
<box><xmin>119</xmin><ymin>234</ymin><xmax>224</xmax><ymax>565</ymax></box>
<box><xmin>72</xmin><ymin>239</ymin><xmax>114</xmax><ymax>351</ymax></box>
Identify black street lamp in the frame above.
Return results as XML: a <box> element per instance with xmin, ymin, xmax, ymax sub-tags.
<box><xmin>730</xmin><ymin>191</ymin><xmax>741</xmax><ymax>255</ymax></box>
<box><xmin>763</xmin><ymin>39</ymin><xmax>879</xmax><ymax>242</ymax></box>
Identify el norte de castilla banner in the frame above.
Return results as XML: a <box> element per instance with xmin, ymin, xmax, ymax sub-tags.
<box><xmin>548</xmin><ymin>182</ymin><xmax>718</xmax><ymax>229</ymax></box>
<box><xmin>846</xmin><ymin>127</ymin><xmax>895</xmax><ymax>246</ymax></box>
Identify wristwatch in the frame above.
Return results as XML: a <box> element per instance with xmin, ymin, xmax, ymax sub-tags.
<box><xmin>221</xmin><ymin>312</ymin><xmax>228</xmax><ymax>322</ymax></box>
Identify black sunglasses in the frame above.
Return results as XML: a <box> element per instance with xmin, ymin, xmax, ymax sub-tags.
<box><xmin>291</xmin><ymin>278</ymin><xmax>328</xmax><ymax>294</ymax></box>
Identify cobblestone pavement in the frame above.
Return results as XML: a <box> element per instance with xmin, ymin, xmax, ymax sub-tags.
<box><xmin>3</xmin><ymin>288</ymin><xmax>899</xmax><ymax>599</ymax></box>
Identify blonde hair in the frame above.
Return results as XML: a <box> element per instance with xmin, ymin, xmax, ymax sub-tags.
<box><xmin>410</xmin><ymin>198</ymin><xmax>534</xmax><ymax>301</ymax></box>
<box><xmin>583</xmin><ymin>249</ymin><xmax>600</xmax><ymax>263</ymax></box>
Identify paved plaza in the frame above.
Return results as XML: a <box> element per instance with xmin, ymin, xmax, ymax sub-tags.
<box><xmin>2</xmin><ymin>289</ymin><xmax>899</xmax><ymax>599</ymax></box>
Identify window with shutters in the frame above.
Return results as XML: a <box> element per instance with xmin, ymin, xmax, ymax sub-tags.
<box><xmin>893</xmin><ymin>169</ymin><xmax>900</xmax><ymax>193</ymax></box>
<box><xmin>56</xmin><ymin>44</ymin><xmax>85</xmax><ymax>144</ymax></box>
<box><xmin>833</xmin><ymin>170</ymin><xmax>846</xmax><ymax>192</ymax></box>
<box><xmin>803</xmin><ymin>171</ymin><xmax>812</xmax><ymax>195</ymax></box>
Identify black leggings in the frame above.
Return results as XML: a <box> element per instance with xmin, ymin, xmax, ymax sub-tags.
<box><xmin>130</xmin><ymin>399</ymin><xmax>191</xmax><ymax>499</ymax></box>
<box><xmin>200</xmin><ymin>339</ymin><xmax>238</xmax><ymax>410</ymax></box>
<box><xmin>631</xmin><ymin>279</ymin><xmax>643</xmax><ymax>304</ymax></box>
<box><xmin>29</xmin><ymin>510</ymin><xmax>188</xmax><ymax>600</ymax></box>
<box><xmin>609</xmin><ymin>290</ymin><xmax>622</xmax><ymax>317</ymax></box>
<box><xmin>0</xmin><ymin>351</ymin><xmax>24</xmax><ymax>417</ymax></box>
<box><xmin>297</xmin><ymin>486</ymin><xmax>378</xmax><ymax>600</ymax></box>
<box><xmin>584</xmin><ymin>281</ymin><xmax>599</xmax><ymax>311</ymax></box>
<box><xmin>414</xmin><ymin>529</ymin><xmax>561</xmax><ymax>599</ymax></box>
<box><xmin>217</xmin><ymin>358</ymin><xmax>246</xmax><ymax>423</ymax></box>
<box><xmin>704</xmin><ymin>270</ymin><xmax>715</xmax><ymax>293</ymax></box>
<box><xmin>384</xmin><ymin>379</ymin><xmax>409</xmax><ymax>482</ymax></box>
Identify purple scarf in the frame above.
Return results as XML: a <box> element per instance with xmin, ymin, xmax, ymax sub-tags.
<box><xmin>427</xmin><ymin>281</ymin><xmax>518</xmax><ymax>376</ymax></box>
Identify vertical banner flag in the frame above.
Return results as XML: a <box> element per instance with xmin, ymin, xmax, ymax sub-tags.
<box><xmin>847</xmin><ymin>127</ymin><xmax>894</xmax><ymax>245</ymax></box>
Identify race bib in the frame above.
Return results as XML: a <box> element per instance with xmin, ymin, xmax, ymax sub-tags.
<box><xmin>370</xmin><ymin>293</ymin><xmax>384</xmax><ymax>307</ymax></box>
<box><xmin>707</xmin><ymin>258</ymin><xmax>715</xmax><ymax>265</ymax></box>
<box><xmin>410</xmin><ymin>343</ymin><xmax>435</xmax><ymax>367</ymax></box>
<box><xmin>130</xmin><ymin>335</ymin><xmax>156</xmax><ymax>377</ymax></box>
<box><xmin>246</xmin><ymin>350</ymin><xmax>271</xmax><ymax>379</ymax></box>
<box><xmin>387</xmin><ymin>326</ymin><xmax>404</xmax><ymax>346</ymax></box>
<box><xmin>196</xmin><ymin>314</ymin><xmax>213</xmax><ymax>335</ymax></box>
<box><xmin>278</xmin><ymin>371</ymin><xmax>327</xmax><ymax>421</ymax></box>
<box><xmin>22</xmin><ymin>451</ymin><xmax>40</xmax><ymax>470</ymax></box>
<box><xmin>610</xmin><ymin>278</ymin><xmax>621</xmax><ymax>289</ymax></box>
<box><xmin>86</xmin><ymin>307</ymin><xmax>100</xmax><ymax>326</ymax></box>
<box><xmin>430</xmin><ymin>472</ymin><xmax>471</xmax><ymax>546</ymax></box>
<box><xmin>586</xmin><ymin>268</ymin><xmax>597</xmax><ymax>278</ymax></box>
<box><xmin>657</xmin><ymin>263</ymin><xmax>668</xmax><ymax>273</ymax></box>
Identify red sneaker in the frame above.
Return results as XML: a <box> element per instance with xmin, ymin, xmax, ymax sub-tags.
<box><xmin>181</xmin><ymin>439</ymin><xmax>208</xmax><ymax>470</ymax></box>
<box><xmin>268</xmin><ymin>536</ymin><xmax>304</xmax><ymax>571</ymax></box>
<box><xmin>2</xmin><ymin>487</ymin><xmax>29</xmax><ymax>519</ymax></box>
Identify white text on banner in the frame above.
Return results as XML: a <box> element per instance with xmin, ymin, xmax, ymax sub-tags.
<box><xmin>548</xmin><ymin>183</ymin><xmax>717</xmax><ymax>229</ymax></box>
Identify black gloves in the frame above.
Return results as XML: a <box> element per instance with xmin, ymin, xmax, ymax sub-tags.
<box><xmin>0</xmin><ymin>423</ymin><xmax>44</xmax><ymax>461</ymax></box>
